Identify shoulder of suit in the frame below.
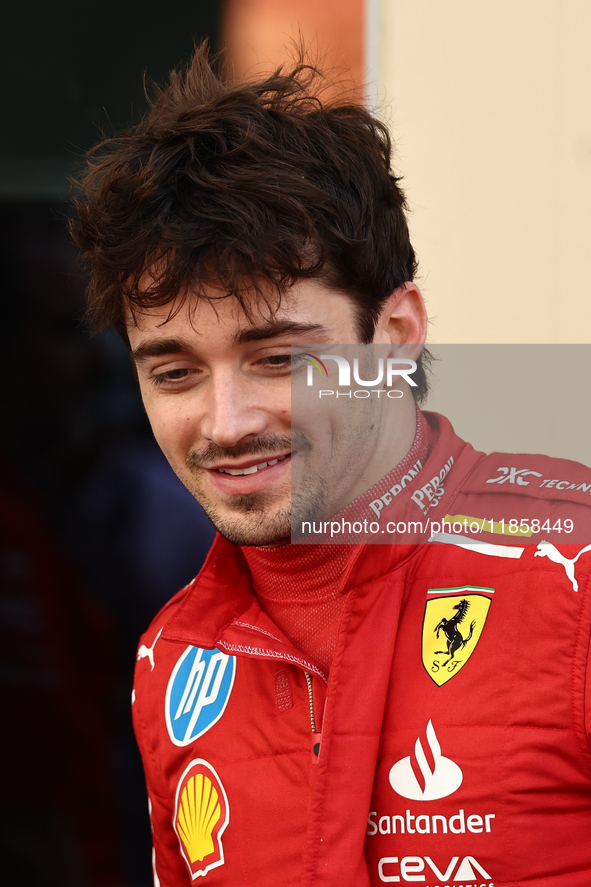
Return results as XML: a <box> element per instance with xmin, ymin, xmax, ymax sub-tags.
<box><xmin>459</xmin><ymin>451</ymin><xmax>591</xmax><ymax>508</ymax></box>
<box><xmin>137</xmin><ymin>579</ymin><xmax>195</xmax><ymax>649</ymax></box>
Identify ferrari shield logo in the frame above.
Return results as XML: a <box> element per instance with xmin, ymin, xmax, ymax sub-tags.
<box><xmin>422</xmin><ymin>586</ymin><xmax>493</xmax><ymax>686</ymax></box>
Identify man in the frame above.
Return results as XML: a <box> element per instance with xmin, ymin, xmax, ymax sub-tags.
<box><xmin>72</xmin><ymin>45</ymin><xmax>591</xmax><ymax>887</ymax></box>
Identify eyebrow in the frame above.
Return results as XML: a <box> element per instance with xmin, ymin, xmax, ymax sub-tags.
<box><xmin>232</xmin><ymin>321</ymin><xmax>329</xmax><ymax>345</ymax></box>
<box><xmin>131</xmin><ymin>338</ymin><xmax>193</xmax><ymax>364</ymax></box>
<box><xmin>131</xmin><ymin>322</ymin><xmax>330</xmax><ymax>363</ymax></box>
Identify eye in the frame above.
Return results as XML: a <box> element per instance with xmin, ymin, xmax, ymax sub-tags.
<box><xmin>262</xmin><ymin>354</ymin><xmax>292</xmax><ymax>367</ymax></box>
<box><xmin>257</xmin><ymin>352</ymin><xmax>308</xmax><ymax>371</ymax></box>
<box><xmin>151</xmin><ymin>368</ymin><xmax>192</xmax><ymax>387</ymax></box>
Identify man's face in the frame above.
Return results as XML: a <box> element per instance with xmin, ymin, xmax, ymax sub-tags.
<box><xmin>128</xmin><ymin>279</ymin><xmax>421</xmax><ymax>545</ymax></box>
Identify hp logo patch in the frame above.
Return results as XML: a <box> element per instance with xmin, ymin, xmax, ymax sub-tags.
<box><xmin>165</xmin><ymin>646</ymin><xmax>236</xmax><ymax>747</ymax></box>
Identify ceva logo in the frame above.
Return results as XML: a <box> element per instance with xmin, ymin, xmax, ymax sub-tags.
<box><xmin>377</xmin><ymin>855</ymin><xmax>492</xmax><ymax>884</ymax></box>
<box><xmin>303</xmin><ymin>353</ymin><xmax>418</xmax><ymax>388</ymax></box>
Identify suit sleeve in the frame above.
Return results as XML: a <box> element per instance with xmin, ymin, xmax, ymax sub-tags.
<box><xmin>133</xmin><ymin>664</ymin><xmax>190</xmax><ymax>886</ymax></box>
<box><xmin>582</xmin><ymin>564</ymin><xmax>591</xmax><ymax>750</ymax></box>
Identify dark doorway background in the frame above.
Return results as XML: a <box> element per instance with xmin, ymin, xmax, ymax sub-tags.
<box><xmin>1</xmin><ymin>1</ymin><xmax>221</xmax><ymax>195</ymax></box>
<box><xmin>0</xmin><ymin>6</ymin><xmax>221</xmax><ymax>885</ymax></box>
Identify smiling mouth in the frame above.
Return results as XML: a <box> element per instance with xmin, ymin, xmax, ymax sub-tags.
<box><xmin>215</xmin><ymin>454</ymin><xmax>290</xmax><ymax>476</ymax></box>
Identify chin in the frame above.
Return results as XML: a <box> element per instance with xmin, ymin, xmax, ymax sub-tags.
<box><xmin>181</xmin><ymin>477</ymin><xmax>291</xmax><ymax>546</ymax></box>
<box><xmin>201</xmin><ymin>498</ymin><xmax>292</xmax><ymax>547</ymax></box>
<box><xmin>220</xmin><ymin>526</ymin><xmax>291</xmax><ymax>547</ymax></box>
<box><xmin>215</xmin><ymin>516</ymin><xmax>292</xmax><ymax>547</ymax></box>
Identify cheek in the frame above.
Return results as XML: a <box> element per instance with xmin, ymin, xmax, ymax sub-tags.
<box><xmin>142</xmin><ymin>399</ymin><xmax>196</xmax><ymax>458</ymax></box>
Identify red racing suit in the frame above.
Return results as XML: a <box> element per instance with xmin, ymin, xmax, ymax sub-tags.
<box><xmin>132</xmin><ymin>413</ymin><xmax>591</xmax><ymax>886</ymax></box>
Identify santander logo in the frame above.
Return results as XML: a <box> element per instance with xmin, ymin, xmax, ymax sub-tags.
<box><xmin>389</xmin><ymin>720</ymin><xmax>463</xmax><ymax>801</ymax></box>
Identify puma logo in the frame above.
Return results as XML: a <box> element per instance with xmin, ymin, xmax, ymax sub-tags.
<box><xmin>534</xmin><ymin>541</ymin><xmax>591</xmax><ymax>591</ymax></box>
<box><xmin>137</xmin><ymin>628</ymin><xmax>163</xmax><ymax>671</ymax></box>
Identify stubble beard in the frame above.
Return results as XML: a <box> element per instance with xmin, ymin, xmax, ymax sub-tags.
<box><xmin>179</xmin><ymin>435</ymin><xmax>293</xmax><ymax>546</ymax></box>
<box><xmin>181</xmin><ymin>468</ymin><xmax>331</xmax><ymax>547</ymax></box>
<box><xmin>175</xmin><ymin>433</ymin><xmax>331</xmax><ymax>547</ymax></box>
<box><xmin>193</xmin><ymin>483</ymin><xmax>292</xmax><ymax>546</ymax></box>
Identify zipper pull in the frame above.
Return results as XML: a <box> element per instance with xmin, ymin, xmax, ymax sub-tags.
<box><xmin>312</xmin><ymin>732</ymin><xmax>322</xmax><ymax>763</ymax></box>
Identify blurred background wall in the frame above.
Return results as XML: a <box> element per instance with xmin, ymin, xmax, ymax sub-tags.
<box><xmin>376</xmin><ymin>0</ymin><xmax>590</xmax><ymax>460</ymax></box>
<box><xmin>222</xmin><ymin>0</ymin><xmax>364</xmax><ymax>97</ymax></box>
<box><xmin>380</xmin><ymin>0</ymin><xmax>591</xmax><ymax>345</ymax></box>
<box><xmin>1</xmin><ymin>2</ymin><xmax>589</xmax><ymax>885</ymax></box>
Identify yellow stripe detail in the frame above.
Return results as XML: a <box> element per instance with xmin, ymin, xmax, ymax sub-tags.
<box><xmin>443</xmin><ymin>513</ymin><xmax>533</xmax><ymax>538</ymax></box>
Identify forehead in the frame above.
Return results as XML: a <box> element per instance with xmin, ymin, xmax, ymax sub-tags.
<box><xmin>125</xmin><ymin>278</ymin><xmax>358</xmax><ymax>343</ymax></box>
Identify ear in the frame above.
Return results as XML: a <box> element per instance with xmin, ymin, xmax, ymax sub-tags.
<box><xmin>372</xmin><ymin>283</ymin><xmax>428</xmax><ymax>349</ymax></box>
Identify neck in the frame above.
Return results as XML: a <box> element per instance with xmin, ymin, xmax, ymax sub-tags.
<box><xmin>239</xmin><ymin>408</ymin><xmax>435</xmax><ymax>673</ymax></box>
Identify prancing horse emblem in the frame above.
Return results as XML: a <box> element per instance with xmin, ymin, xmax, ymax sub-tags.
<box><xmin>422</xmin><ymin>587</ymin><xmax>493</xmax><ymax>687</ymax></box>
<box><xmin>434</xmin><ymin>599</ymin><xmax>476</xmax><ymax>666</ymax></box>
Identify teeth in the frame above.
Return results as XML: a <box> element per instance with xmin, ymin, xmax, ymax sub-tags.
<box><xmin>218</xmin><ymin>455</ymin><xmax>287</xmax><ymax>476</ymax></box>
<box><xmin>223</xmin><ymin>466</ymin><xmax>261</xmax><ymax>475</ymax></box>
<box><xmin>240</xmin><ymin>464</ymin><xmax>264</xmax><ymax>475</ymax></box>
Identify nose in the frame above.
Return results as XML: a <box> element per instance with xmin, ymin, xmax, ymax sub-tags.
<box><xmin>200</xmin><ymin>373</ymin><xmax>272</xmax><ymax>448</ymax></box>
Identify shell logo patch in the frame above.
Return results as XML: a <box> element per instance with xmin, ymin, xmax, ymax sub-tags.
<box><xmin>174</xmin><ymin>759</ymin><xmax>229</xmax><ymax>879</ymax></box>
<box><xmin>166</xmin><ymin>646</ymin><xmax>236</xmax><ymax>746</ymax></box>
<box><xmin>422</xmin><ymin>586</ymin><xmax>493</xmax><ymax>686</ymax></box>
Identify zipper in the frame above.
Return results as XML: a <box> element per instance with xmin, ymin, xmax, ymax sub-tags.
<box><xmin>305</xmin><ymin>671</ymin><xmax>323</xmax><ymax>761</ymax></box>
<box><xmin>304</xmin><ymin>671</ymin><xmax>317</xmax><ymax>733</ymax></box>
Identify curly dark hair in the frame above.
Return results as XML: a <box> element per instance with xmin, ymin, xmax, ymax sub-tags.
<box><xmin>71</xmin><ymin>42</ymin><xmax>429</xmax><ymax>397</ymax></box>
